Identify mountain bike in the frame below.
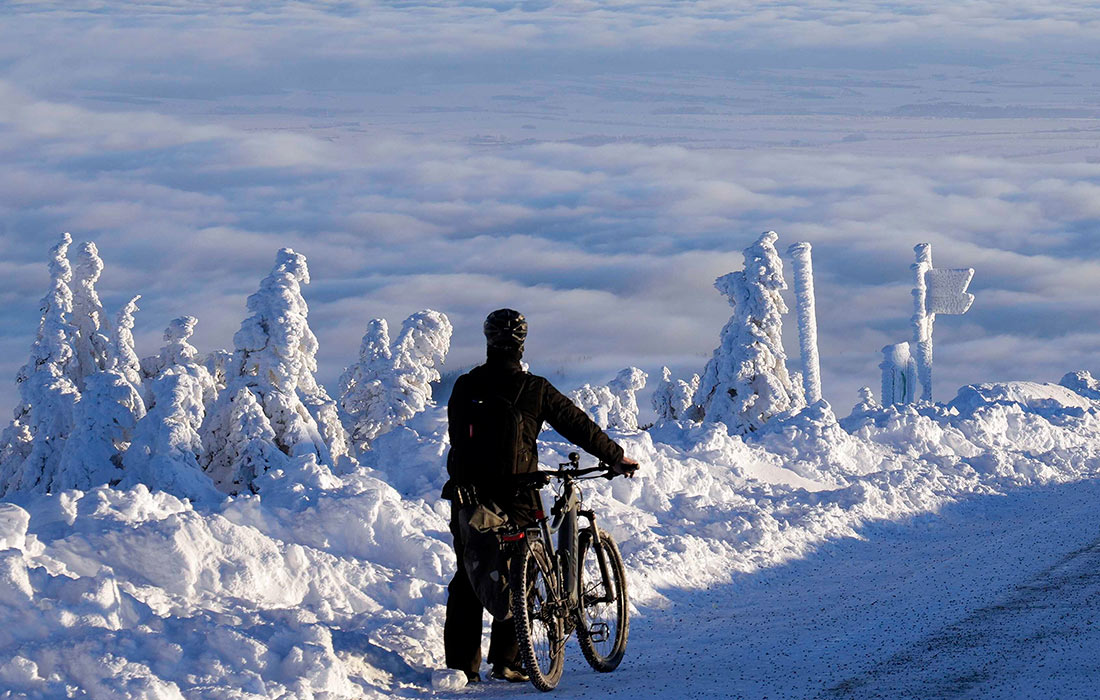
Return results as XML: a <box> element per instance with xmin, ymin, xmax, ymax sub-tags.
<box><xmin>504</xmin><ymin>453</ymin><xmax>632</xmax><ymax>691</ymax></box>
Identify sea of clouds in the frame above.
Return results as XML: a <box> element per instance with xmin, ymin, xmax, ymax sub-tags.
<box><xmin>1</xmin><ymin>1</ymin><xmax>1100</xmax><ymax>417</ymax></box>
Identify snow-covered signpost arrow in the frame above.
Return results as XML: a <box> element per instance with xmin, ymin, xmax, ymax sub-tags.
<box><xmin>911</xmin><ymin>243</ymin><xmax>975</xmax><ymax>402</ymax></box>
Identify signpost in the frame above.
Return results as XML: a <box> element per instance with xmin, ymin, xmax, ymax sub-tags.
<box><xmin>911</xmin><ymin>243</ymin><xmax>975</xmax><ymax>402</ymax></box>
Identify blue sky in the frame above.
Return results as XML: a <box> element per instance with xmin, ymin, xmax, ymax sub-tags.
<box><xmin>2</xmin><ymin>1</ymin><xmax>1100</xmax><ymax>416</ymax></box>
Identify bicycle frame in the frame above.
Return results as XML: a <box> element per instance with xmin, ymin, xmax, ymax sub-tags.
<box><xmin>524</xmin><ymin>470</ymin><xmax>615</xmax><ymax>615</ymax></box>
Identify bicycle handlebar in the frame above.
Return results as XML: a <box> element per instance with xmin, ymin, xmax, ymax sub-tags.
<box><xmin>513</xmin><ymin>463</ymin><xmax>618</xmax><ymax>487</ymax></box>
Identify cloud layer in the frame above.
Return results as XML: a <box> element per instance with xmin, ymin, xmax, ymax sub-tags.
<box><xmin>1</xmin><ymin>2</ymin><xmax>1099</xmax><ymax>417</ymax></box>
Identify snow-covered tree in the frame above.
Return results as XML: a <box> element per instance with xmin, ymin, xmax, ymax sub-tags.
<box><xmin>0</xmin><ymin>234</ymin><xmax>80</xmax><ymax>494</ymax></box>
<box><xmin>141</xmin><ymin>316</ymin><xmax>218</xmax><ymax>412</ymax></box>
<box><xmin>338</xmin><ymin>319</ymin><xmax>392</xmax><ymax>448</ymax></box>
<box><xmin>141</xmin><ymin>316</ymin><xmax>198</xmax><ymax>378</ymax></box>
<box><xmin>652</xmin><ymin>367</ymin><xmax>700</xmax><ymax>423</ymax></box>
<box><xmin>608</xmin><ymin>367</ymin><xmax>647</xmax><ymax>430</ymax></box>
<box><xmin>338</xmin><ymin>310</ymin><xmax>452</xmax><ymax>451</ymax></box>
<box><xmin>202</xmin><ymin>248</ymin><xmax>347</xmax><ymax>486</ymax></box>
<box><xmin>571</xmin><ymin>367</ymin><xmax>648</xmax><ymax>432</ymax></box>
<box><xmin>107</xmin><ymin>295</ymin><xmax>143</xmax><ymax>390</ymax></box>
<box><xmin>571</xmin><ymin>383</ymin><xmax>617</xmax><ymax>429</ymax></box>
<box><xmin>69</xmin><ymin>242</ymin><xmax>113</xmax><ymax>389</ymax></box>
<box><xmin>223</xmin><ymin>387</ymin><xmax>290</xmax><ymax>493</ymax></box>
<box><xmin>204</xmin><ymin>349</ymin><xmax>232</xmax><ymax>396</ymax></box>
<box><xmin>694</xmin><ymin>231</ymin><xmax>802</xmax><ymax>435</ymax></box>
<box><xmin>120</xmin><ymin>371</ymin><xmax>221</xmax><ymax>502</ymax></box>
<box><xmin>0</xmin><ymin>420</ymin><xmax>33</xmax><ymax>495</ymax></box>
<box><xmin>54</xmin><ymin>369</ymin><xmax>145</xmax><ymax>491</ymax></box>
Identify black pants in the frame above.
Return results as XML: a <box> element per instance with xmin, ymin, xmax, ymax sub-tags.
<box><xmin>444</xmin><ymin>505</ymin><xmax>519</xmax><ymax>674</ymax></box>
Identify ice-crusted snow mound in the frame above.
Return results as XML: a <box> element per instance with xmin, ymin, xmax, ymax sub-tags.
<box><xmin>5</xmin><ymin>376</ymin><xmax>1100</xmax><ymax>697</ymax></box>
<box><xmin>0</xmin><ymin>464</ymin><xmax>452</xmax><ymax>699</ymax></box>
<box><xmin>949</xmin><ymin>381</ymin><xmax>1094</xmax><ymax>415</ymax></box>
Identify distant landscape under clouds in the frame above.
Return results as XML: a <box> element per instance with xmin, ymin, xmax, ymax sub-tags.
<box><xmin>2</xmin><ymin>1</ymin><xmax>1100</xmax><ymax>416</ymax></box>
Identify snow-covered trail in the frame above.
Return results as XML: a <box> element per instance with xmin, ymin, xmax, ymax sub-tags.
<box><xmin>427</xmin><ymin>478</ymin><xmax>1100</xmax><ymax>699</ymax></box>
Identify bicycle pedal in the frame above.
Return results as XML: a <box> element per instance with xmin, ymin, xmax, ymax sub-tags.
<box><xmin>589</xmin><ymin>622</ymin><xmax>610</xmax><ymax>643</ymax></box>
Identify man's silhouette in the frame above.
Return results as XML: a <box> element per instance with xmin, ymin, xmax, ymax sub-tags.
<box><xmin>442</xmin><ymin>309</ymin><xmax>637</xmax><ymax>683</ymax></box>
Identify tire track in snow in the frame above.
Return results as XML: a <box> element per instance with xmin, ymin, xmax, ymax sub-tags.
<box><xmin>825</xmin><ymin>534</ymin><xmax>1100</xmax><ymax>699</ymax></box>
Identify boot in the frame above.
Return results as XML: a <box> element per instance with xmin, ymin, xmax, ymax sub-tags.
<box><xmin>490</xmin><ymin>664</ymin><xmax>529</xmax><ymax>683</ymax></box>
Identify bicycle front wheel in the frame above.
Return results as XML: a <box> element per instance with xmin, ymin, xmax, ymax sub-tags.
<box><xmin>511</xmin><ymin>537</ymin><xmax>565</xmax><ymax>691</ymax></box>
<box><xmin>576</xmin><ymin>530</ymin><xmax>629</xmax><ymax>672</ymax></box>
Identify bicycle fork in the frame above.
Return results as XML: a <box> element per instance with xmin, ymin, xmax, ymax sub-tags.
<box><xmin>578</xmin><ymin>509</ymin><xmax>616</xmax><ymax>605</ymax></box>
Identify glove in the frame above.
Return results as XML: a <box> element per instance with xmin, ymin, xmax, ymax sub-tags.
<box><xmin>611</xmin><ymin>458</ymin><xmax>639</xmax><ymax>478</ymax></box>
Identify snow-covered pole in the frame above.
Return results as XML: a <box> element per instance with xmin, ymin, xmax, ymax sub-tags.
<box><xmin>880</xmin><ymin>347</ymin><xmax>896</xmax><ymax>406</ymax></box>
<box><xmin>910</xmin><ymin>244</ymin><xmax>934</xmax><ymax>402</ymax></box>
<box><xmin>787</xmin><ymin>241</ymin><xmax>822</xmax><ymax>404</ymax></box>
<box><xmin>880</xmin><ymin>342</ymin><xmax>913</xmax><ymax>405</ymax></box>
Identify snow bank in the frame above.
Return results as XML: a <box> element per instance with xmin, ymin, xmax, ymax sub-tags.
<box><xmin>1</xmin><ymin>473</ymin><xmax>452</xmax><ymax>699</ymax></box>
<box><xmin>949</xmin><ymin>381</ymin><xmax>1093</xmax><ymax>416</ymax></box>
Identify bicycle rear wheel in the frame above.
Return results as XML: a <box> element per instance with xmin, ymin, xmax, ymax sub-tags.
<box><xmin>576</xmin><ymin>530</ymin><xmax>629</xmax><ymax>671</ymax></box>
<box><xmin>511</xmin><ymin>538</ymin><xmax>565</xmax><ymax>691</ymax></box>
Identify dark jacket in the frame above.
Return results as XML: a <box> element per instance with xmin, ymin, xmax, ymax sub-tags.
<box><xmin>446</xmin><ymin>352</ymin><xmax>624</xmax><ymax>518</ymax></box>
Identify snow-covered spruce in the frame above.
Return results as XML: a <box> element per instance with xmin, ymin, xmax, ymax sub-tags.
<box><xmin>338</xmin><ymin>318</ymin><xmax>392</xmax><ymax>450</ymax></box>
<box><xmin>571</xmin><ymin>367</ymin><xmax>648</xmax><ymax>431</ymax></box>
<box><xmin>338</xmin><ymin>310</ymin><xmax>452</xmax><ymax>452</ymax></box>
<box><xmin>69</xmin><ymin>241</ymin><xmax>113</xmax><ymax>390</ymax></box>
<box><xmin>0</xmin><ymin>234</ymin><xmax>80</xmax><ymax>495</ymax></box>
<box><xmin>220</xmin><ymin>387</ymin><xmax>291</xmax><ymax>493</ymax></box>
<box><xmin>203</xmin><ymin>348</ymin><xmax>232</xmax><ymax>396</ymax></box>
<box><xmin>695</xmin><ymin>231</ymin><xmax>803</xmax><ymax>434</ymax></box>
<box><xmin>609</xmin><ymin>367</ymin><xmax>647</xmax><ymax>430</ymax></box>
<box><xmin>110</xmin><ymin>295</ymin><xmax>144</xmax><ymax>396</ymax></box>
<box><xmin>54</xmin><ymin>369</ymin><xmax>146</xmax><ymax>492</ymax></box>
<box><xmin>121</xmin><ymin>372</ymin><xmax>229</xmax><ymax>503</ymax></box>
<box><xmin>202</xmin><ymin>248</ymin><xmax>348</xmax><ymax>491</ymax></box>
<box><xmin>652</xmin><ymin>366</ymin><xmax>700</xmax><ymax>423</ymax></box>
<box><xmin>140</xmin><ymin>316</ymin><xmax>218</xmax><ymax>412</ymax></box>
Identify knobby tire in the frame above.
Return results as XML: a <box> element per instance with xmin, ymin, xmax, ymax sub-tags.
<box><xmin>576</xmin><ymin>530</ymin><xmax>629</xmax><ymax>672</ymax></box>
<box><xmin>511</xmin><ymin>538</ymin><xmax>565</xmax><ymax>691</ymax></box>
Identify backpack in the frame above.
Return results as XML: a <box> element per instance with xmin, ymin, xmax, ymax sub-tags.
<box><xmin>456</xmin><ymin>374</ymin><xmax>529</xmax><ymax>487</ymax></box>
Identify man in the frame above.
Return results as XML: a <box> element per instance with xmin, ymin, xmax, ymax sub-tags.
<box><xmin>442</xmin><ymin>308</ymin><xmax>638</xmax><ymax>684</ymax></box>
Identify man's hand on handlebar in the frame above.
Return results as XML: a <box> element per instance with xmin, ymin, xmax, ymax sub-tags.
<box><xmin>611</xmin><ymin>456</ymin><xmax>639</xmax><ymax>478</ymax></box>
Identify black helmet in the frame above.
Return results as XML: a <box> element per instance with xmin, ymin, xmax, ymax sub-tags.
<box><xmin>484</xmin><ymin>308</ymin><xmax>527</xmax><ymax>349</ymax></box>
